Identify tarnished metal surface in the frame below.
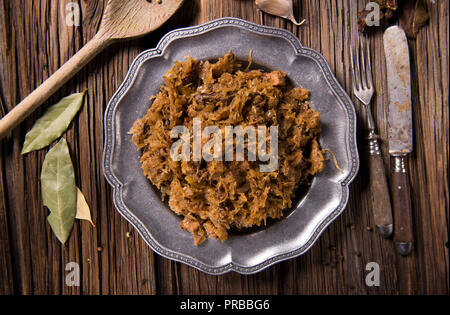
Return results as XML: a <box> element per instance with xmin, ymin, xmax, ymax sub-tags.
<box><xmin>102</xmin><ymin>18</ymin><xmax>359</xmax><ymax>275</ymax></box>
<box><xmin>384</xmin><ymin>26</ymin><xmax>413</xmax><ymax>155</ymax></box>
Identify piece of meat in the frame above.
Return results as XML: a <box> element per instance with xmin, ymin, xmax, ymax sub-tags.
<box><xmin>264</xmin><ymin>71</ymin><xmax>286</xmax><ymax>87</ymax></box>
<box><xmin>180</xmin><ymin>217</ymin><xmax>207</xmax><ymax>245</ymax></box>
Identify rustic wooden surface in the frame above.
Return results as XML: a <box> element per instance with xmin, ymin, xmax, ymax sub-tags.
<box><xmin>0</xmin><ymin>0</ymin><xmax>448</xmax><ymax>295</ymax></box>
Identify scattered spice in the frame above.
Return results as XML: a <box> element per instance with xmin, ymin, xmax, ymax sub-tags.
<box><xmin>41</xmin><ymin>138</ymin><xmax>77</xmax><ymax>245</ymax></box>
<box><xmin>22</xmin><ymin>93</ymin><xmax>95</xmax><ymax>245</ymax></box>
<box><xmin>358</xmin><ymin>0</ymin><xmax>401</xmax><ymax>33</ymax></box>
<box><xmin>399</xmin><ymin>0</ymin><xmax>430</xmax><ymax>38</ymax></box>
<box><xmin>358</xmin><ymin>0</ymin><xmax>399</xmax><ymax>33</ymax></box>
<box><xmin>358</xmin><ymin>0</ymin><xmax>430</xmax><ymax>39</ymax></box>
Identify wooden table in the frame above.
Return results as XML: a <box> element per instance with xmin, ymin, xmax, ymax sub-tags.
<box><xmin>0</xmin><ymin>0</ymin><xmax>448</xmax><ymax>295</ymax></box>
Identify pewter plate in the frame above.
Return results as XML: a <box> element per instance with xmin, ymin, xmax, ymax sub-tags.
<box><xmin>103</xmin><ymin>18</ymin><xmax>359</xmax><ymax>275</ymax></box>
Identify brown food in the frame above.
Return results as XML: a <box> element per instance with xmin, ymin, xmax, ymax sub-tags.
<box><xmin>130</xmin><ymin>52</ymin><xmax>325</xmax><ymax>245</ymax></box>
<box><xmin>358</xmin><ymin>0</ymin><xmax>429</xmax><ymax>38</ymax></box>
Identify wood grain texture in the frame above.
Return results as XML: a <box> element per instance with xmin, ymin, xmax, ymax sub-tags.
<box><xmin>0</xmin><ymin>0</ymin><xmax>448</xmax><ymax>295</ymax></box>
<box><xmin>391</xmin><ymin>157</ymin><xmax>414</xmax><ymax>255</ymax></box>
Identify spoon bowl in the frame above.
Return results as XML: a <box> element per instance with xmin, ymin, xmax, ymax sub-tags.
<box><xmin>99</xmin><ymin>0</ymin><xmax>184</xmax><ymax>40</ymax></box>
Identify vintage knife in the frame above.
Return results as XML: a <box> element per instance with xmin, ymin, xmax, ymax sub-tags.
<box><xmin>383</xmin><ymin>26</ymin><xmax>414</xmax><ymax>256</ymax></box>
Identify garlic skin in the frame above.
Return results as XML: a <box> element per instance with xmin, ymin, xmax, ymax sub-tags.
<box><xmin>255</xmin><ymin>0</ymin><xmax>305</xmax><ymax>26</ymax></box>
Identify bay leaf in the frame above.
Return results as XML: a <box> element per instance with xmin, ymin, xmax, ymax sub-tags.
<box><xmin>76</xmin><ymin>187</ymin><xmax>95</xmax><ymax>227</ymax></box>
<box><xmin>22</xmin><ymin>92</ymin><xmax>85</xmax><ymax>154</ymax></box>
<box><xmin>41</xmin><ymin>138</ymin><xmax>76</xmax><ymax>244</ymax></box>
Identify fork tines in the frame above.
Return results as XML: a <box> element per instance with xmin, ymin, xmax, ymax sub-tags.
<box><xmin>351</xmin><ymin>36</ymin><xmax>374</xmax><ymax>106</ymax></box>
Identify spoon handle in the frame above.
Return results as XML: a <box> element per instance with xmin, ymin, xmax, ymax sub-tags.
<box><xmin>0</xmin><ymin>35</ymin><xmax>111</xmax><ymax>140</ymax></box>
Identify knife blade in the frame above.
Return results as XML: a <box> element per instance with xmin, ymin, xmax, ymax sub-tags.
<box><xmin>383</xmin><ymin>26</ymin><xmax>414</xmax><ymax>256</ymax></box>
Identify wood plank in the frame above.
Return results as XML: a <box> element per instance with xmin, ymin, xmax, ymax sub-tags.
<box><xmin>0</xmin><ymin>0</ymin><xmax>447</xmax><ymax>295</ymax></box>
<box><xmin>0</xmin><ymin>0</ymin><xmax>14</xmax><ymax>296</ymax></box>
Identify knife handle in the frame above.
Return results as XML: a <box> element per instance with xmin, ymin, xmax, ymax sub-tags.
<box><xmin>368</xmin><ymin>135</ymin><xmax>393</xmax><ymax>238</ymax></box>
<box><xmin>391</xmin><ymin>155</ymin><xmax>414</xmax><ymax>256</ymax></box>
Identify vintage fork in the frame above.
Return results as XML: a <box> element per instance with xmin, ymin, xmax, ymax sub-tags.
<box><xmin>351</xmin><ymin>36</ymin><xmax>393</xmax><ymax>238</ymax></box>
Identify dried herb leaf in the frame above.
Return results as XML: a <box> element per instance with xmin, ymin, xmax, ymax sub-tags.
<box><xmin>358</xmin><ymin>0</ymin><xmax>430</xmax><ymax>37</ymax></box>
<box><xmin>41</xmin><ymin>138</ymin><xmax>76</xmax><ymax>244</ymax></box>
<box><xmin>400</xmin><ymin>0</ymin><xmax>430</xmax><ymax>38</ymax></box>
<box><xmin>358</xmin><ymin>0</ymin><xmax>398</xmax><ymax>33</ymax></box>
<box><xmin>76</xmin><ymin>187</ymin><xmax>95</xmax><ymax>227</ymax></box>
<box><xmin>22</xmin><ymin>92</ymin><xmax>85</xmax><ymax>154</ymax></box>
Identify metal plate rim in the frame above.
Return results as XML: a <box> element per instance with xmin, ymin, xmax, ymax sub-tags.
<box><xmin>102</xmin><ymin>17</ymin><xmax>359</xmax><ymax>275</ymax></box>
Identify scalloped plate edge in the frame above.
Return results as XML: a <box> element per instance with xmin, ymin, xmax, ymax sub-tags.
<box><xmin>102</xmin><ymin>17</ymin><xmax>359</xmax><ymax>275</ymax></box>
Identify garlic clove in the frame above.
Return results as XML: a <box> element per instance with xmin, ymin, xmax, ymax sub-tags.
<box><xmin>255</xmin><ymin>0</ymin><xmax>305</xmax><ymax>26</ymax></box>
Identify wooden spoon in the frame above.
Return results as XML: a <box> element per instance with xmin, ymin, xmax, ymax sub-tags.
<box><xmin>0</xmin><ymin>0</ymin><xmax>184</xmax><ymax>140</ymax></box>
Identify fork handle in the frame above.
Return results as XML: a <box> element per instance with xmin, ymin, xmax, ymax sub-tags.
<box><xmin>368</xmin><ymin>133</ymin><xmax>393</xmax><ymax>238</ymax></box>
